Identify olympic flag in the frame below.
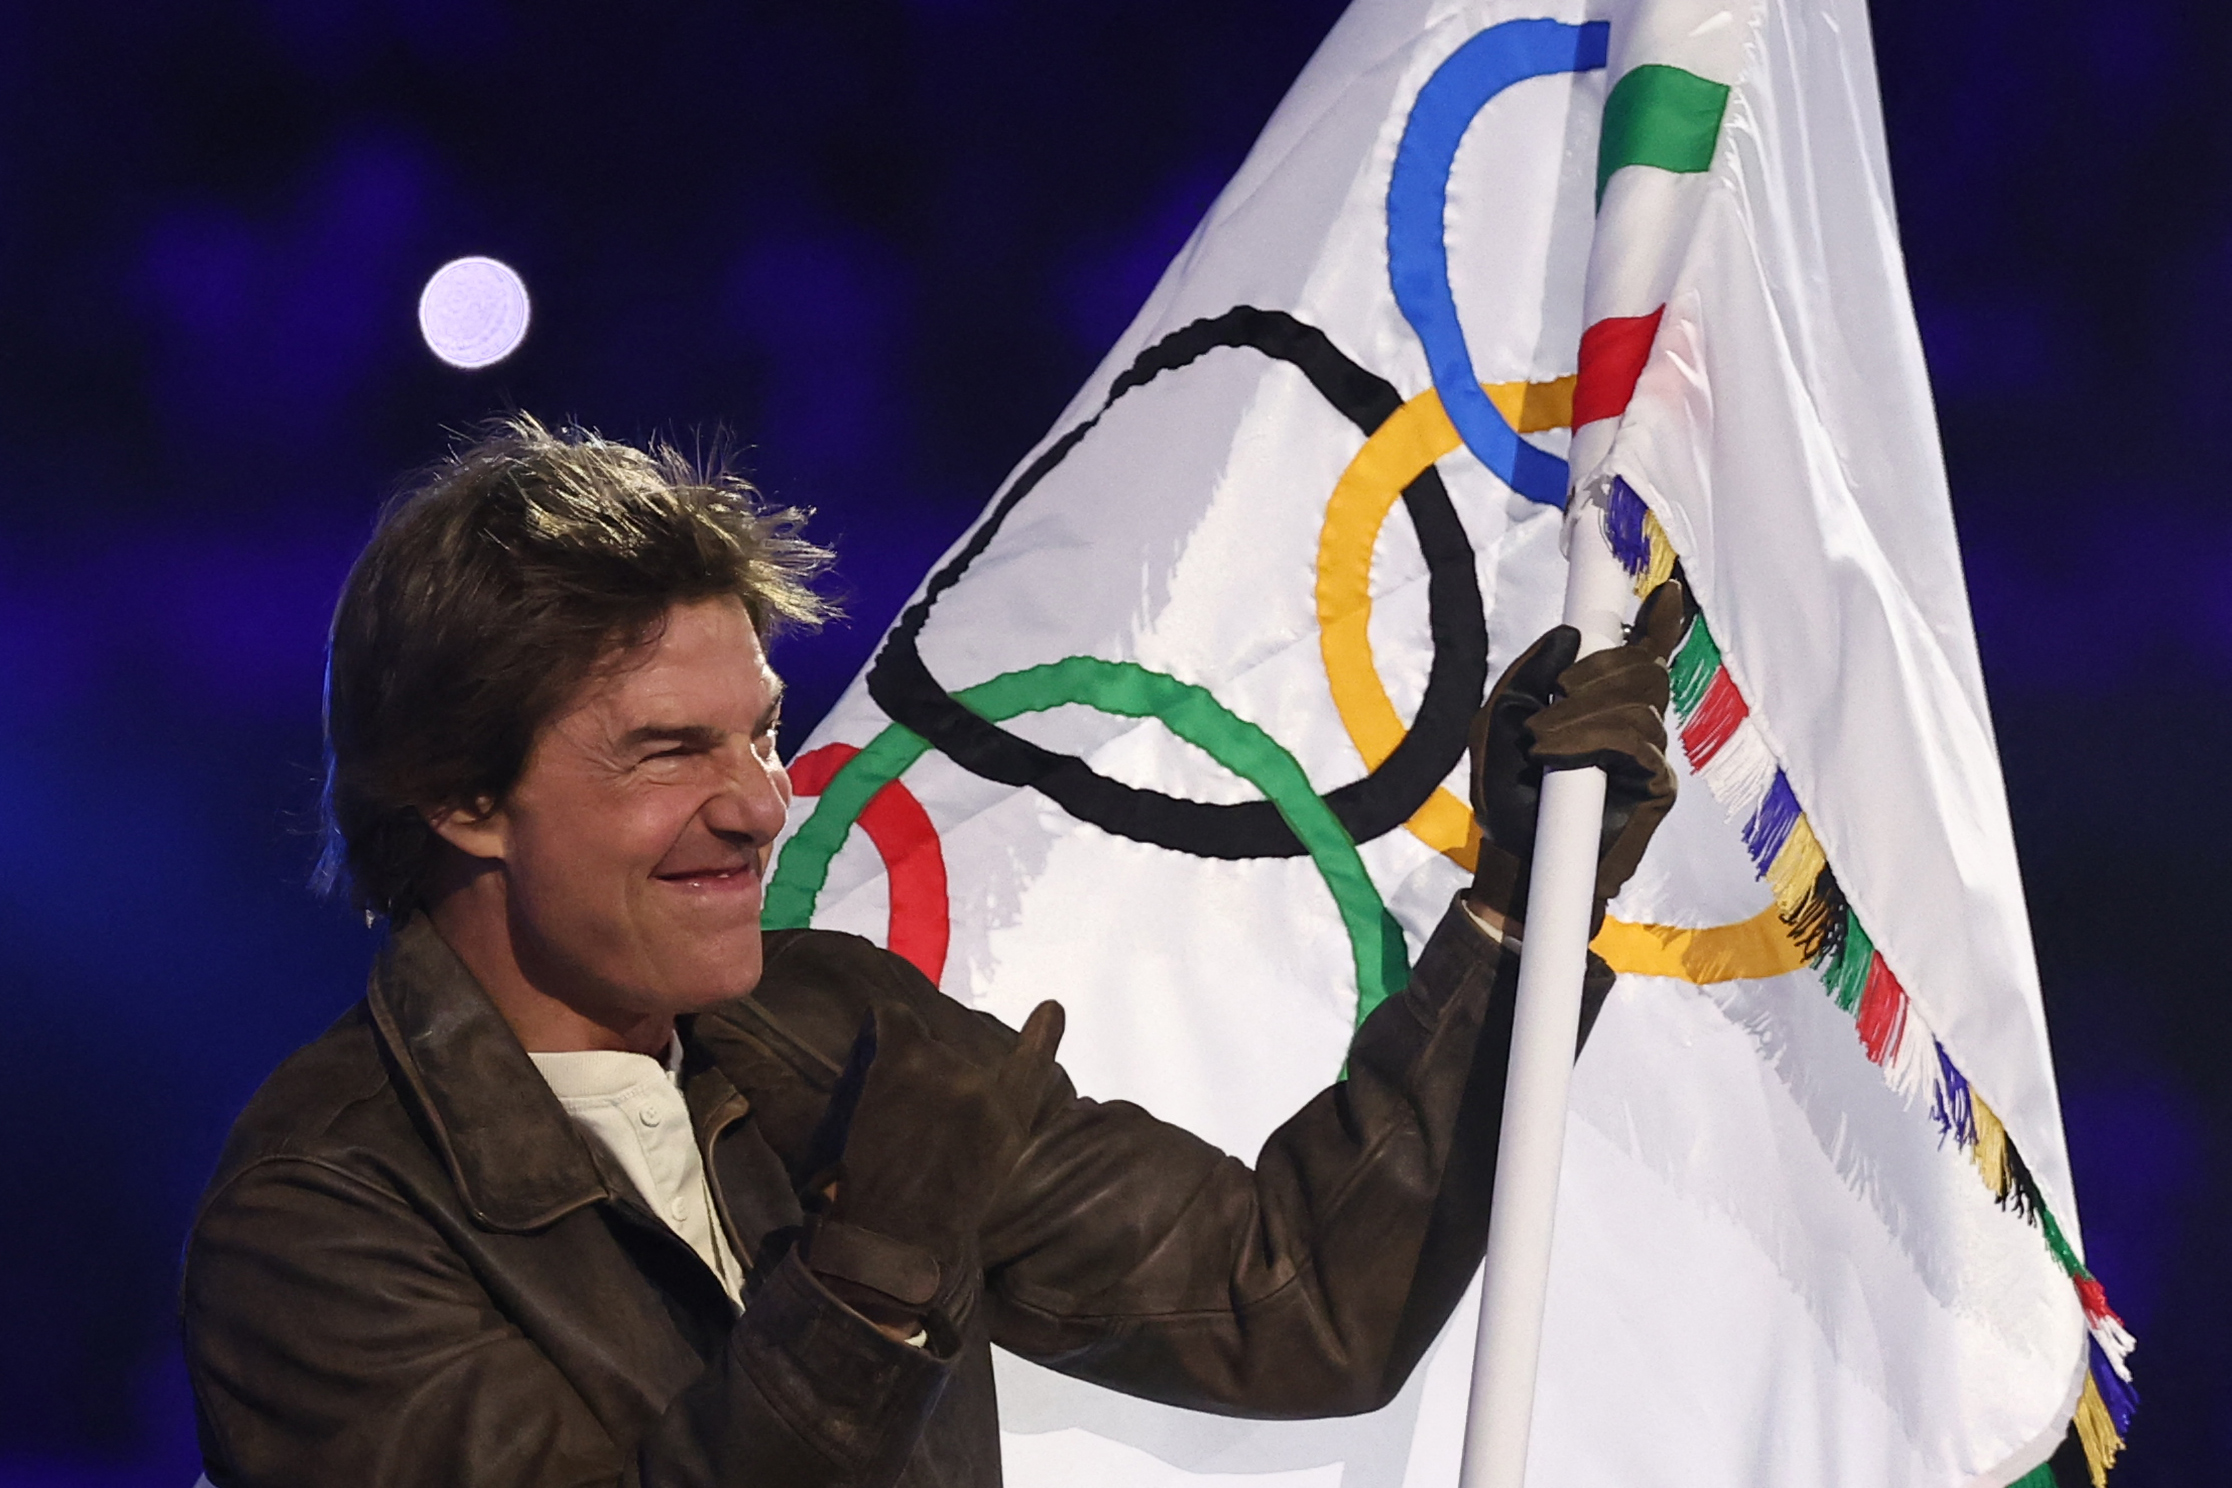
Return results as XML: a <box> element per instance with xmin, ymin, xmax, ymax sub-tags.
<box><xmin>765</xmin><ymin>0</ymin><xmax>2132</xmax><ymax>1483</ymax></box>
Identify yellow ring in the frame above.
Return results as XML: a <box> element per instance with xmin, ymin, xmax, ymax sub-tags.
<box><xmin>1311</xmin><ymin>375</ymin><xmax>1804</xmax><ymax>984</ymax></box>
<box><xmin>1315</xmin><ymin>376</ymin><xmax>1574</xmax><ymax>870</ymax></box>
<box><xmin>1590</xmin><ymin>903</ymin><xmax>1812</xmax><ymax>982</ymax></box>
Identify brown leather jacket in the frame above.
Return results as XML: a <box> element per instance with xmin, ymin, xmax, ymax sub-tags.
<box><xmin>183</xmin><ymin>902</ymin><xmax>1590</xmax><ymax>1487</ymax></box>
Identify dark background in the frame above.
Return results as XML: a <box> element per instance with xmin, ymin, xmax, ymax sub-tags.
<box><xmin>0</xmin><ymin>1</ymin><xmax>2221</xmax><ymax>1482</ymax></box>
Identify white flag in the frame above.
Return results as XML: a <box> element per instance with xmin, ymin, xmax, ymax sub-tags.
<box><xmin>766</xmin><ymin>0</ymin><xmax>2133</xmax><ymax>1482</ymax></box>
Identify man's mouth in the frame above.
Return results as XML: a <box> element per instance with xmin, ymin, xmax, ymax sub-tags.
<box><xmin>654</xmin><ymin>862</ymin><xmax>761</xmax><ymax>891</ymax></box>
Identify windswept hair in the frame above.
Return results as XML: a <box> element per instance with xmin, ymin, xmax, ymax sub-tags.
<box><xmin>316</xmin><ymin>414</ymin><xmax>835</xmax><ymax>920</ymax></box>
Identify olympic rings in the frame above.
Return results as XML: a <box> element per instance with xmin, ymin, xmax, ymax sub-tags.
<box><xmin>771</xmin><ymin>16</ymin><xmax>1790</xmax><ymax>1004</ymax></box>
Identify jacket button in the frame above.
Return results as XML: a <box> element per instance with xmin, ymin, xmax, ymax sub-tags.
<box><xmin>639</xmin><ymin>1106</ymin><xmax>662</xmax><ymax>1128</ymax></box>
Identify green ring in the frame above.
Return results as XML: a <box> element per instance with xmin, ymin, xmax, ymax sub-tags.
<box><xmin>765</xmin><ymin>655</ymin><xmax>1410</xmax><ymax>1023</ymax></box>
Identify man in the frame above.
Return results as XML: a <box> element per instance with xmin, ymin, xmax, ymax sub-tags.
<box><xmin>181</xmin><ymin>415</ymin><xmax>1680</xmax><ymax>1487</ymax></box>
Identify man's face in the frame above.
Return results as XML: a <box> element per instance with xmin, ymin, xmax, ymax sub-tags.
<box><xmin>473</xmin><ymin>595</ymin><xmax>791</xmax><ymax>1019</ymax></box>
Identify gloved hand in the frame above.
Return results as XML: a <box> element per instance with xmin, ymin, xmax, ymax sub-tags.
<box><xmin>799</xmin><ymin>999</ymin><xmax>1065</xmax><ymax>1341</ymax></box>
<box><xmin>1468</xmin><ymin>580</ymin><xmax>1684</xmax><ymax>933</ymax></box>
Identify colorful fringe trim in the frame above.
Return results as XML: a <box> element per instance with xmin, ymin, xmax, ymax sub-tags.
<box><xmin>1603</xmin><ymin>477</ymin><xmax>2137</xmax><ymax>1486</ymax></box>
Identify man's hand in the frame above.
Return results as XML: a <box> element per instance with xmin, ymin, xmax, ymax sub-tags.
<box><xmin>1467</xmin><ymin>579</ymin><xmax>1684</xmax><ymax>933</ymax></box>
<box><xmin>799</xmin><ymin>999</ymin><xmax>1065</xmax><ymax>1343</ymax></box>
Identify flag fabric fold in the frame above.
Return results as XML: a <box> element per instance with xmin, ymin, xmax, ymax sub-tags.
<box><xmin>767</xmin><ymin>1</ymin><xmax>2126</xmax><ymax>1482</ymax></box>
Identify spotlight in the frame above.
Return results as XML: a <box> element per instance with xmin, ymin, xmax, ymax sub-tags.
<box><xmin>418</xmin><ymin>256</ymin><xmax>531</xmax><ymax>369</ymax></box>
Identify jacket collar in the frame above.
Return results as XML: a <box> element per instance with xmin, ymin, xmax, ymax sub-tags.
<box><xmin>366</xmin><ymin>916</ymin><xmax>617</xmax><ymax>1232</ymax></box>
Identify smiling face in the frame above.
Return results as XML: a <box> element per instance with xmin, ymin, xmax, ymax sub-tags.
<box><xmin>441</xmin><ymin>595</ymin><xmax>791</xmax><ymax>1029</ymax></box>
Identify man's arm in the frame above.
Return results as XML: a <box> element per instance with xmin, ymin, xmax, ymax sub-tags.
<box><xmin>183</xmin><ymin>1154</ymin><xmax>951</xmax><ymax>1488</ymax></box>
<box><xmin>977</xmin><ymin>899</ymin><xmax>1584</xmax><ymax>1415</ymax></box>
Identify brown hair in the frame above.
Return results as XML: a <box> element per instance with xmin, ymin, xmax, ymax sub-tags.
<box><xmin>317</xmin><ymin>414</ymin><xmax>835</xmax><ymax>920</ymax></box>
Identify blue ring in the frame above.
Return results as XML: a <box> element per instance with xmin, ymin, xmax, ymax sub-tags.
<box><xmin>1387</xmin><ymin>18</ymin><xmax>1609</xmax><ymax>506</ymax></box>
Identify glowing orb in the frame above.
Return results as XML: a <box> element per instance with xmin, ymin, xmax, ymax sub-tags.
<box><xmin>417</xmin><ymin>256</ymin><xmax>531</xmax><ymax>369</ymax></box>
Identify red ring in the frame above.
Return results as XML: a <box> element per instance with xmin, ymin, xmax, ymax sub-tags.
<box><xmin>786</xmin><ymin>743</ymin><xmax>951</xmax><ymax>986</ymax></box>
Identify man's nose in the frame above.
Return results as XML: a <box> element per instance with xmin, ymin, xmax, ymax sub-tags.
<box><xmin>704</xmin><ymin>745</ymin><xmax>790</xmax><ymax>840</ymax></box>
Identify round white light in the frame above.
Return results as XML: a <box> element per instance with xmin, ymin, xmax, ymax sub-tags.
<box><xmin>417</xmin><ymin>256</ymin><xmax>531</xmax><ymax>369</ymax></box>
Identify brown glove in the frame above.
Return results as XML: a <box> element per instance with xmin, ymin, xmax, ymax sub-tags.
<box><xmin>1469</xmin><ymin>580</ymin><xmax>1684</xmax><ymax>931</ymax></box>
<box><xmin>800</xmin><ymin>999</ymin><xmax>1065</xmax><ymax>1339</ymax></box>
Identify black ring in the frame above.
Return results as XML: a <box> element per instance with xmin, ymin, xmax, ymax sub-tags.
<box><xmin>866</xmin><ymin>305</ymin><xmax>1487</xmax><ymax>858</ymax></box>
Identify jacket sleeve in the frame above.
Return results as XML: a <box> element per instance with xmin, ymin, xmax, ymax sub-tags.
<box><xmin>977</xmin><ymin>898</ymin><xmax>1598</xmax><ymax>1418</ymax></box>
<box><xmin>182</xmin><ymin>1154</ymin><xmax>953</xmax><ymax>1488</ymax></box>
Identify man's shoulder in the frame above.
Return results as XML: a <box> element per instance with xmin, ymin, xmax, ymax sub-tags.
<box><xmin>200</xmin><ymin>1001</ymin><xmax>412</xmax><ymax>1207</ymax></box>
<box><xmin>695</xmin><ymin>929</ymin><xmax>1011</xmax><ymax>1081</ymax></box>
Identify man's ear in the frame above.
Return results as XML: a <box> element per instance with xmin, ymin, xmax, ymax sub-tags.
<box><xmin>425</xmin><ymin>796</ymin><xmax>507</xmax><ymax>861</ymax></box>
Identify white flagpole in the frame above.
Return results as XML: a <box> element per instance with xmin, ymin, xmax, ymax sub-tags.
<box><xmin>1458</xmin><ymin>489</ymin><xmax>1634</xmax><ymax>1488</ymax></box>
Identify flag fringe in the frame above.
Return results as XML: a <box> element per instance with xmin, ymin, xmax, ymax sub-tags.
<box><xmin>1855</xmin><ymin>957</ymin><xmax>1909</xmax><ymax>1068</ymax></box>
<box><xmin>1781</xmin><ymin>863</ymin><xmax>1847</xmax><ymax>965</ymax></box>
<box><xmin>1599</xmin><ymin>477</ymin><xmax>2135</xmax><ymax>1480</ymax></box>
<box><xmin>1972</xmin><ymin>1092</ymin><xmax>2015</xmax><ymax>1202</ymax></box>
<box><xmin>1762</xmin><ymin>813</ymin><xmax>1826</xmax><ymax>918</ymax></box>
<box><xmin>1924</xmin><ymin>1042</ymin><xmax>1972</xmax><ymax>1145</ymax></box>
<box><xmin>2073</xmin><ymin>1371</ymin><xmax>2123</xmax><ymax>1487</ymax></box>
